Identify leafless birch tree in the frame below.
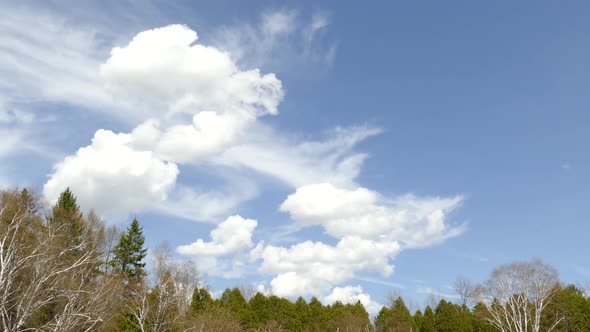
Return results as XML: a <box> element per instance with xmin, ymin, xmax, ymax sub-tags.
<box><xmin>476</xmin><ymin>259</ymin><xmax>562</xmax><ymax>332</ymax></box>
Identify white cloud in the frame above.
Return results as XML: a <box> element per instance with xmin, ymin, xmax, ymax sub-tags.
<box><xmin>177</xmin><ymin>215</ymin><xmax>257</xmax><ymax>256</ymax></box>
<box><xmin>323</xmin><ymin>286</ymin><xmax>383</xmax><ymax>315</ymax></box>
<box><xmin>43</xmin><ymin>129</ymin><xmax>179</xmax><ymax>221</ymax></box>
<box><xmin>176</xmin><ymin>215</ymin><xmax>258</xmax><ymax>278</ymax></box>
<box><xmin>0</xmin><ymin>6</ymin><xmax>119</xmax><ymax>117</ymax></box>
<box><xmin>214</xmin><ymin>9</ymin><xmax>336</xmax><ymax>69</ymax></box>
<box><xmin>261</xmin><ymin>11</ymin><xmax>298</xmax><ymax>37</ymax></box>
<box><xmin>101</xmin><ymin>24</ymin><xmax>283</xmax><ymax>119</ymax></box>
<box><xmin>216</xmin><ymin>125</ymin><xmax>381</xmax><ymax>188</ymax></box>
<box><xmin>0</xmin><ymin>129</ymin><xmax>25</xmax><ymax>158</ymax></box>
<box><xmin>45</xmin><ymin>24</ymin><xmax>285</xmax><ymax>220</ymax></box>
<box><xmin>258</xmin><ymin>236</ymin><xmax>400</xmax><ymax>297</ymax></box>
<box><xmin>136</xmin><ymin>112</ymin><xmax>255</xmax><ymax>164</ymax></box>
<box><xmin>252</xmin><ymin>183</ymin><xmax>464</xmax><ymax>298</ymax></box>
<box><xmin>280</xmin><ymin>183</ymin><xmax>465</xmax><ymax>247</ymax></box>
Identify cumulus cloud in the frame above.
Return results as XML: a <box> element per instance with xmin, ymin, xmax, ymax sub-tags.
<box><xmin>257</xmin><ymin>236</ymin><xmax>400</xmax><ymax>297</ymax></box>
<box><xmin>177</xmin><ymin>215</ymin><xmax>257</xmax><ymax>256</ymax></box>
<box><xmin>45</xmin><ymin>24</ymin><xmax>286</xmax><ymax>221</ymax></box>
<box><xmin>101</xmin><ymin>24</ymin><xmax>283</xmax><ymax>119</ymax></box>
<box><xmin>44</xmin><ymin>24</ymin><xmax>371</xmax><ymax>222</ymax></box>
<box><xmin>131</xmin><ymin>112</ymin><xmax>255</xmax><ymax>164</ymax></box>
<box><xmin>280</xmin><ymin>183</ymin><xmax>465</xmax><ymax>247</ymax></box>
<box><xmin>43</xmin><ymin>129</ymin><xmax>179</xmax><ymax>221</ymax></box>
<box><xmin>323</xmin><ymin>286</ymin><xmax>383</xmax><ymax>315</ymax></box>
<box><xmin>252</xmin><ymin>182</ymin><xmax>464</xmax><ymax>298</ymax></box>
<box><xmin>176</xmin><ymin>215</ymin><xmax>258</xmax><ymax>278</ymax></box>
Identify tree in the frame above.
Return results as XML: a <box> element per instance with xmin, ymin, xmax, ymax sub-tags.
<box><xmin>476</xmin><ymin>259</ymin><xmax>562</xmax><ymax>332</ymax></box>
<box><xmin>0</xmin><ymin>189</ymin><xmax>117</xmax><ymax>332</ymax></box>
<box><xmin>191</xmin><ymin>288</ymin><xmax>214</xmax><ymax>314</ymax></box>
<box><xmin>112</xmin><ymin>218</ymin><xmax>148</xmax><ymax>286</ymax></box>
<box><xmin>540</xmin><ymin>284</ymin><xmax>590</xmax><ymax>332</ymax></box>
<box><xmin>125</xmin><ymin>243</ymin><xmax>200</xmax><ymax>332</ymax></box>
<box><xmin>473</xmin><ymin>302</ymin><xmax>499</xmax><ymax>332</ymax></box>
<box><xmin>455</xmin><ymin>277</ymin><xmax>477</xmax><ymax>307</ymax></box>
<box><xmin>435</xmin><ymin>299</ymin><xmax>473</xmax><ymax>332</ymax></box>
<box><xmin>421</xmin><ymin>306</ymin><xmax>437</xmax><ymax>332</ymax></box>
<box><xmin>48</xmin><ymin>188</ymin><xmax>86</xmax><ymax>251</ymax></box>
<box><xmin>376</xmin><ymin>297</ymin><xmax>416</xmax><ymax>332</ymax></box>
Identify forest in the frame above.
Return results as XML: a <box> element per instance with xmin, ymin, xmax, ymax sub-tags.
<box><xmin>1</xmin><ymin>187</ymin><xmax>589</xmax><ymax>332</ymax></box>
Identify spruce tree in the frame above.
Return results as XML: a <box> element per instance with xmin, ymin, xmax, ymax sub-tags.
<box><xmin>421</xmin><ymin>306</ymin><xmax>437</xmax><ymax>332</ymax></box>
<box><xmin>49</xmin><ymin>187</ymin><xmax>86</xmax><ymax>250</ymax></box>
<box><xmin>112</xmin><ymin>218</ymin><xmax>147</xmax><ymax>285</ymax></box>
<box><xmin>191</xmin><ymin>287</ymin><xmax>214</xmax><ymax>316</ymax></box>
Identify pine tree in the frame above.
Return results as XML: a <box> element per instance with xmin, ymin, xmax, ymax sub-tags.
<box><xmin>421</xmin><ymin>306</ymin><xmax>437</xmax><ymax>332</ymax></box>
<box><xmin>49</xmin><ymin>187</ymin><xmax>86</xmax><ymax>251</ymax></box>
<box><xmin>435</xmin><ymin>299</ymin><xmax>473</xmax><ymax>332</ymax></box>
<box><xmin>377</xmin><ymin>297</ymin><xmax>416</xmax><ymax>331</ymax></box>
<box><xmin>112</xmin><ymin>218</ymin><xmax>147</xmax><ymax>285</ymax></box>
<box><xmin>191</xmin><ymin>288</ymin><xmax>214</xmax><ymax>314</ymax></box>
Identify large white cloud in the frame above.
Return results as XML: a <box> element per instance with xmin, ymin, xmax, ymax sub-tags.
<box><xmin>280</xmin><ymin>183</ymin><xmax>465</xmax><ymax>247</ymax></box>
<box><xmin>44</xmin><ymin>24</ymin><xmax>287</xmax><ymax>221</ymax></box>
<box><xmin>43</xmin><ymin>129</ymin><xmax>179</xmax><ymax>221</ymax></box>
<box><xmin>101</xmin><ymin>24</ymin><xmax>283</xmax><ymax>119</ymax></box>
<box><xmin>257</xmin><ymin>236</ymin><xmax>400</xmax><ymax>297</ymax></box>
<box><xmin>253</xmin><ymin>182</ymin><xmax>464</xmax><ymax>298</ymax></box>
<box><xmin>130</xmin><ymin>111</ymin><xmax>255</xmax><ymax>164</ymax></box>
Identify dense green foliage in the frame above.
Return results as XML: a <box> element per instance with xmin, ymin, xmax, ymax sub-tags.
<box><xmin>1</xmin><ymin>187</ymin><xmax>589</xmax><ymax>332</ymax></box>
<box><xmin>112</xmin><ymin>217</ymin><xmax>148</xmax><ymax>284</ymax></box>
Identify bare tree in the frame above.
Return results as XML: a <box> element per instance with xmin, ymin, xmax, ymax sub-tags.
<box><xmin>0</xmin><ymin>190</ymin><xmax>120</xmax><ymax>332</ymax></box>
<box><xmin>127</xmin><ymin>242</ymin><xmax>200</xmax><ymax>332</ymax></box>
<box><xmin>0</xmin><ymin>209</ymin><xmax>99</xmax><ymax>331</ymax></box>
<box><xmin>384</xmin><ymin>288</ymin><xmax>403</xmax><ymax>307</ymax></box>
<box><xmin>238</xmin><ymin>283</ymin><xmax>257</xmax><ymax>301</ymax></box>
<box><xmin>476</xmin><ymin>259</ymin><xmax>562</xmax><ymax>332</ymax></box>
<box><xmin>454</xmin><ymin>277</ymin><xmax>476</xmax><ymax>307</ymax></box>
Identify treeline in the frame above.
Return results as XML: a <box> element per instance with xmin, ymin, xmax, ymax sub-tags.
<box><xmin>1</xmin><ymin>187</ymin><xmax>590</xmax><ymax>331</ymax></box>
<box><xmin>375</xmin><ymin>286</ymin><xmax>590</xmax><ymax>332</ymax></box>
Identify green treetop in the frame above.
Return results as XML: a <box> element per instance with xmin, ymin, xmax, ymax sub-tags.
<box><xmin>112</xmin><ymin>218</ymin><xmax>147</xmax><ymax>284</ymax></box>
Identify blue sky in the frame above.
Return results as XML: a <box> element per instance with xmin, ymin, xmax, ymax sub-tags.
<box><xmin>1</xmin><ymin>0</ymin><xmax>589</xmax><ymax>313</ymax></box>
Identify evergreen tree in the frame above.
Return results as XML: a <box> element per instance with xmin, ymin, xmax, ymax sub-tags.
<box><xmin>112</xmin><ymin>218</ymin><xmax>147</xmax><ymax>285</ymax></box>
<box><xmin>190</xmin><ymin>288</ymin><xmax>213</xmax><ymax>314</ymax></box>
<box><xmin>248</xmin><ymin>292</ymin><xmax>271</xmax><ymax>328</ymax></box>
<box><xmin>375</xmin><ymin>307</ymin><xmax>392</xmax><ymax>331</ymax></box>
<box><xmin>414</xmin><ymin>309</ymin><xmax>423</xmax><ymax>331</ymax></box>
<box><xmin>291</xmin><ymin>296</ymin><xmax>310</xmax><ymax>331</ymax></box>
<box><xmin>377</xmin><ymin>297</ymin><xmax>416</xmax><ymax>331</ymax></box>
<box><xmin>309</xmin><ymin>297</ymin><xmax>326</xmax><ymax>331</ymax></box>
<box><xmin>435</xmin><ymin>299</ymin><xmax>473</xmax><ymax>332</ymax></box>
<box><xmin>49</xmin><ymin>187</ymin><xmax>87</xmax><ymax>251</ymax></box>
<box><xmin>541</xmin><ymin>284</ymin><xmax>590</xmax><ymax>331</ymax></box>
<box><xmin>421</xmin><ymin>306</ymin><xmax>437</xmax><ymax>332</ymax></box>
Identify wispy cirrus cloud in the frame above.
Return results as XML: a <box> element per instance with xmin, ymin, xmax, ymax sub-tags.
<box><xmin>213</xmin><ymin>9</ymin><xmax>337</xmax><ymax>70</ymax></box>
